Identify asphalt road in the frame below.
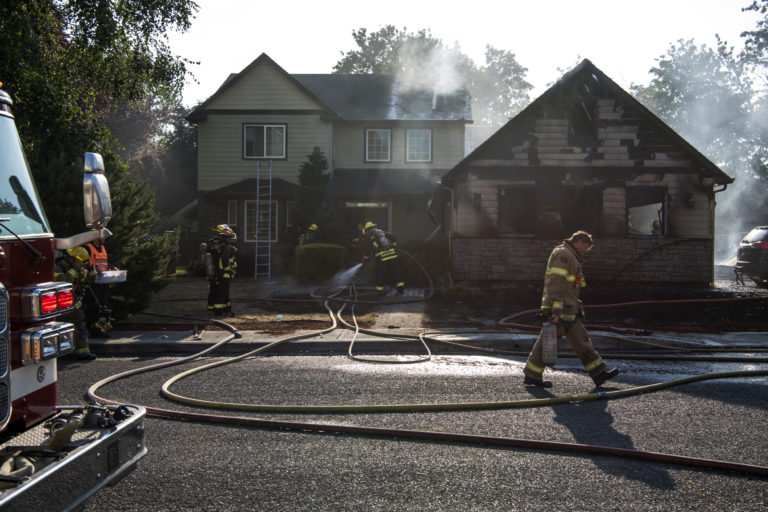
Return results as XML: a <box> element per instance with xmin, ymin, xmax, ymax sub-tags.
<box><xmin>57</xmin><ymin>353</ymin><xmax>768</xmax><ymax>512</ymax></box>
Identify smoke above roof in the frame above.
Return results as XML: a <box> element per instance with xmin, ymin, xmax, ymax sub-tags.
<box><xmin>395</xmin><ymin>41</ymin><xmax>466</xmax><ymax>95</ymax></box>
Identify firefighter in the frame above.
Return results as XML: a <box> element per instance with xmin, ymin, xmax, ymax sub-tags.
<box><xmin>299</xmin><ymin>223</ymin><xmax>318</xmax><ymax>245</ymax></box>
<box><xmin>523</xmin><ymin>230</ymin><xmax>620</xmax><ymax>388</ymax></box>
<box><xmin>84</xmin><ymin>237</ymin><xmax>112</xmax><ymax>338</ymax></box>
<box><xmin>55</xmin><ymin>247</ymin><xmax>97</xmax><ymax>360</ymax></box>
<box><xmin>360</xmin><ymin>221</ymin><xmax>405</xmax><ymax>293</ymax></box>
<box><xmin>207</xmin><ymin>224</ymin><xmax>238</xmax><ymax>316</ymax></box>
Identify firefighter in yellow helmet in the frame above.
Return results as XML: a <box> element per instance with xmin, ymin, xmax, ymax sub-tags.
<box><xmin>299</xmin><ymin>223</ymin><xmax>318</xmax><ymax>245</ymax></box>
<box><xmin>55</xmin><ymin>247</ymin><xmax>98</xmax><ymax>360</ymax></box>
<box><xmin>360</xmin><ymin>221</ymin><xmax>405</xmax><ymax>293</ymax></box>
<box><xmin>206</xmin><ymin>224</ymin><xmax>238</xmax><ymax>316</ymax></box>
<box><xmin>523</xmin><ymin>231</ymin><xmax>619</xmax><ymax>388</ymax></box>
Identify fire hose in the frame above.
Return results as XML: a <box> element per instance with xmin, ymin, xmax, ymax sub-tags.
<box><xmin>86</xmin><ymin>297</ymin><xmax>768</xmax><ymax>478</ymax></box>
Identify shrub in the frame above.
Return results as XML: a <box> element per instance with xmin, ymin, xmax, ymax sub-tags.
<box><xmin>294</xmin><ymin>243</ymin><xmax>345</xmax><ymax>283</ymax></box>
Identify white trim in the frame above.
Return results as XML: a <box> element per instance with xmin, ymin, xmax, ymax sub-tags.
<box><xmin>244</xmin><ymin>199</ymin><xmax>278</xmax><ymax>243</ymax></box>
<box><xmin>406</xmin><ymin>128</ymin><xmax>432</xmax><ymax>162</ymax></box>
<box><xmin>11</xmin><ymin>359</ymin><xmax>56</xmax><ymax>401</ymax></box>
<box><xmin>243</xmin><ymin>124</ymin><xmax>286</xmax><ymax>159</ymax></box>
<box><xmin>365</xmin><ymin>128</ymin><xmax>391</xmax><ymax>162</ymax></box>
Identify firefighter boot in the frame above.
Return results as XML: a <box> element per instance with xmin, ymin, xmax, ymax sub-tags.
<box><xmin>592</xmin><ymin>367</ymin><xmax>620</xmax><ymax>387</ymax></box>
<box><xmin>523</xmin><ymin>376</ymin><xmax>553</xmax><ymax>388</ymax></box>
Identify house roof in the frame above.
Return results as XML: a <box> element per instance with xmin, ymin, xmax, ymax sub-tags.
<box><xmin>442</xmin><ymin>59</ymin><xmax>733</xmax><ymax>186</ymax></box>
<box><xmin>187</xmin><ymin>53</ymin><xmax>472</xmax><ymax>122</ymax></box>
<box><xmin>207</xmin><ymin>178</ymin><xmax>300</xmax><ymax>198</ymax></box>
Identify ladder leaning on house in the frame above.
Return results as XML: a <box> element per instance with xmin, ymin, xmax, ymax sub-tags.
<box><xmin>253</xmin><ymin>159</ymin><xmax>272</xmax><ymax>279</ymax></box>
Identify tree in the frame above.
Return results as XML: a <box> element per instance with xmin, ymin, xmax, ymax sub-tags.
<box><xmin>0</xmin><ymin>0</ymin><xmax>196</xmax><ymax>316</ymax></box>
<box><xmin>630</xmin><ymin>37</ymin><xmax>768</xmax><ymax>251</ymax></box>
<box><xmin>295</xmin><ymin>147</ymin><xmax>330</xmax><ymax>233</ymax></box>
<box><xmin>334</xmin><ymin>26</ymin><xmax>532</xmax><ymax>126</ymax></box>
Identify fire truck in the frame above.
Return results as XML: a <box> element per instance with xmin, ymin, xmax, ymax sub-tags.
<box><xmin>0</xmin><ymin>84</ymin><xmax>146</xmax><ymax>510</ymax></box>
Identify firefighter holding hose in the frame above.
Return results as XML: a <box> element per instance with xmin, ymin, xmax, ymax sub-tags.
<box><xmin>523</xmin><ymin>230</ymin><xmax>620</xmax><ymax>388</ymax></box>
<box><xmin>360</xmin><ymin>221</ymin><xmax>405</xmax><ymax>293</ymax></box>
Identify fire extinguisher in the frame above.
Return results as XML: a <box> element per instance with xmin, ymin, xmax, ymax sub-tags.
<box><xmin>541</xmin><ymin>322</ymin><xmax>558</xmax><ymax>365</ymax></box>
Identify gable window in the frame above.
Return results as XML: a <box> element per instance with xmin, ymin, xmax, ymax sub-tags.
<box><xmin>627</xmin><ymin>186</ymin><xmax>667</xmax><ymax>237</ymax></box>
<box><xmin>406</xmin><ymin>129</ymin><xmax>432</xmax><ymax>162</ymax></box>
<box><xmin>498</xmin><ymin>187</ymin><xmax>536</xmax><ymax>236</ymax></box>
<box><xmin>366</xmin><ymin>129</ymin><xmax>391</xmax><ymax>162</ymax></box>
<box><xmin>244</xmin><ymin>200</ymin><xmax>278</xmax><ymax>242</ymax></box>
<box><xmin>244</xmin><ymin>124</ymin><xmax>286</xmax><ymax>158</ymax></box>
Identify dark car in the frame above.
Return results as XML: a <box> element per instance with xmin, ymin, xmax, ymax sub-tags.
<box><xmin>735</xmin><ymin>226</ymin><xmax>768</xmax><ymax>286</ymax></box>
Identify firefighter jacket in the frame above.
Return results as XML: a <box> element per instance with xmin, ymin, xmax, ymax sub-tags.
<box><xmin>85</xmin><ymin>242</ymin><xmax>109</xmax><ymax>272</ymax></box>
<box><xmin>540</xmin><ymin>240</ymin><xmax>586</xmax><ymax>322</ymax></box>
<box><xmin>362</xmin><ymin>228</ymin><xmax>398</xmax><ymax>263</ymax></box>
<box><xmin>208</xmin><ymin>238</ymin><xmax>237</xmax><ymax>280</ymax></box>
<box><xmin>55</xmin><ymin>258</ymin><xmax>96</xmax><ymax>310</ymax></box>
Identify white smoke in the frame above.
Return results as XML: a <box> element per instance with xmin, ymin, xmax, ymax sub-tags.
<box><xmin>396</xmin><ymin>41</ymin><xmax>465</xmax><ymax>95</ymax></box>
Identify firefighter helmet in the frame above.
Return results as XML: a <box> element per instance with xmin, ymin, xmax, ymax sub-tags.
<box><xmin>213</xmin><ymin>224</ymin><xmax>237</xmax><ymax>240</ymax></box>
<box><xmin>308</xmin><ymin>224</ymin><xmax>318</xmax><ymax>231</ymax></box>
<box><xmin>67</xmin><ymin>246</ymin><xmax>90</xmax><ymax>262</ymax></box>
<box><xmin>362</xmin><ymin>221</ymin><xmax>375</xmax><ymax>232</ymax></box>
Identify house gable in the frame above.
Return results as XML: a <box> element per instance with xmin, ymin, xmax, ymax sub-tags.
<box><xmin>188</xmin><ymin>53</ymin><xmax>333</xmax><ymax>119</ymax></box>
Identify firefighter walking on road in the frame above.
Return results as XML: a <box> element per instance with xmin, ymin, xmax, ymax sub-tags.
<box><xmin>523</xmin><ymin>230</ymin><xmax>620</xmax><ymax>388</ymax></box>
<box><xmin>360</xmin><ymin>221</ymin><xmax>405</xmax><ymax>293</ymax></box>
<box><xmin>206</xmin><ymin>224</ymin><xmax>238</xmax><ymax>316</ymax></box>
<box><xmin>55</xmin><ymin>247</ymin><xmax>97</xmax><ymax>360</ymax></box>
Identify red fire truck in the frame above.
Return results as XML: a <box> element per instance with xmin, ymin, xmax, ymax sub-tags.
<box><xmin>0</xmin><ymin>84</ymin><xmax>146</xmax><ymax>510</ymax></box>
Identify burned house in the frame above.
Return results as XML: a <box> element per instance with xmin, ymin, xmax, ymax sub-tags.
<box><xmin>438</xmin><ymin>59</ymin><xmax>733</xmax><ymax>285</ymax></box>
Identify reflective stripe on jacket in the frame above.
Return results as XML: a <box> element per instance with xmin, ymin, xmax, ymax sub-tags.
<box><xmin>541</xmin><ymin>241</ymin><xmax>586</xmax><ymax>321</ymax></box>
<box><xmin>86</xmin><ymin>242</ymin><xmax>109</xmax><ymax>271</ymax></box>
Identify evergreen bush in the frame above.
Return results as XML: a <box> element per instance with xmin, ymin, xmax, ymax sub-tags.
<box><xmin>294</xmin><ymin>243</ymin><xmax>345</xmax><ymax>283</ymax></box>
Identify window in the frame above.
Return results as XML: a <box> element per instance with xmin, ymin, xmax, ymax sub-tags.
<box><xmin>406</xmin><ymin>129</ymin><xmax>432</xmax><ymax>162</ymax></box>
<box><xmin>627</xmin><ymin>186</ymin><xmax>666</xmax><ymax>236</ymax></box>
<box><xmin>244</xmin><ymin>200</ymin><xmax>278</xmax><ymax>242</ymax></box>
<box><xmin>366</xmin><ymin>129</ymin><xmax>391</xmax><ymax>162</ymax></box>
<box><xmin>244</xmin><ymin>124</ymin><xmax>286</xmax><ymax>158</ymax></box>
<box><xmin>498</xmin><ymin>187</ymin><xmax>536</xmax><ymax>236</ymax></box>
<box><xmin>227</xmin><ymin>200</ymin><xmax>237</xmax><ymax>226</ymax></box>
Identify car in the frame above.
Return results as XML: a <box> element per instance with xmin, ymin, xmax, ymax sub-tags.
<box><xmin>735</xmin><ymin>226</ymin><xmax>768</xmax><ymax>286</ymax></box>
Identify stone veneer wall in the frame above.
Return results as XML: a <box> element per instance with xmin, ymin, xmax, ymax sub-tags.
<box><xmin>451</xmin><ymin>237</ymin><xmax>714</xmax><ymax>284</ymax></box>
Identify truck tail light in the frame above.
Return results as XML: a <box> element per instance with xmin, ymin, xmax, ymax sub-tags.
<box><xmin>57</xmin><ymin>288</ymin><xmax>74</xmax><ymax>310</ymax></box>
<box><xmin>41</xmin><ymin>292</ymin><xmax>58</xmax><ymax>314</ymax></box>
<box><xmin>21</xmin><ymin>322</ymin><xmax>75</xmax><ymax>365</ymax></box>
<box><xmin>756</xmin><ymin>241</ymin><xmax>768</xmax><ymax>250</ymax></box>
<box><xmin>19</xmin><ymin>282</ymin><xmax>75</xmax><ymax>321</ymax></box>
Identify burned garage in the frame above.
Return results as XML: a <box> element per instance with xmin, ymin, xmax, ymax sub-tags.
<box><xmin>437</xmin><ymin>59</ymin><xmax>734</xmax><ymax>286</ymax></box>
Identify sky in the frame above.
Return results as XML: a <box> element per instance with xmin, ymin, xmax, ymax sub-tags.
<box><xmin>168</xmin><ymin>0</ymin><xmax>763</xmax><ymax>108</ymax></box>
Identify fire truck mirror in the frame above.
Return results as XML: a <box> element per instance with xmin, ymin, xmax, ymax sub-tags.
<box><xmin>83</xmin><ymin>154</ymin><xmax>112</xmax><ymax>228</ymax></box>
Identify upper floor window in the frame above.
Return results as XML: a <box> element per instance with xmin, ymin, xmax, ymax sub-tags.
<box><xmin>406</xmin><ymin>129</ymin><xmax>432</xmax><ymax>162</ymax></box>
<box><xmin>366</xmin><ymin>128</ymin><xmax>391</xmax><ymax>162</ymax></box>
<box><xmin>244</xmin><ymin>124</ymin><xmax>285</xmax><ymax>159</ymax></box>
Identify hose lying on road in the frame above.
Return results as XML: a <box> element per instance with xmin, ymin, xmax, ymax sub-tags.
<box><xmin>87</xmin><ymin>301</ymin><xmax>768</xmax><ymax>478</ymax></box>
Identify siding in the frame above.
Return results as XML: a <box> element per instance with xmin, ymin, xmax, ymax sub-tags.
<box><xmin>198</xmin><ymin>113</ymin><xmax>332</xmax><ymax>191</ymax></box>
<box><xmin>334</xmin><ymin>121</ymin><xmax>465</xmax><ymax>170</ymax></box>
<box><xmin>207</xmin><ymin>61</ymin><xmax>321</xmax><ymax>110</ymax></box>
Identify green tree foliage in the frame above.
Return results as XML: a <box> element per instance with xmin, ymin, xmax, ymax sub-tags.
<box><xmin>630</xmin><ymin>33</ymin><xmax>768</xmax><ymax>249</ymax></box>
<box><xmin>334</xmin><ymin>26</ymin><xmax>532</xmax><ymax>126</ymax></box>
<box><xmin>0</xmin><ymin>0</ymin><xmax>196</xmax><ymax>316</ymax></box>
<box><xmin>296</xmin><ymin>146</ymin><xmax>330</xmax><ymax>229</ymax></box>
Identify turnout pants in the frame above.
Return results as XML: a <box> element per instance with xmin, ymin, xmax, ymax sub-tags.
<box><xmin>524</xmin><ymin>318</ymin><xmax>607</xmax><ymax>380</ymax></box>
<box><xmin>208</xmin><ymin>277</ymin><xmax>231</xmax><ymax>314</ymax></box>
